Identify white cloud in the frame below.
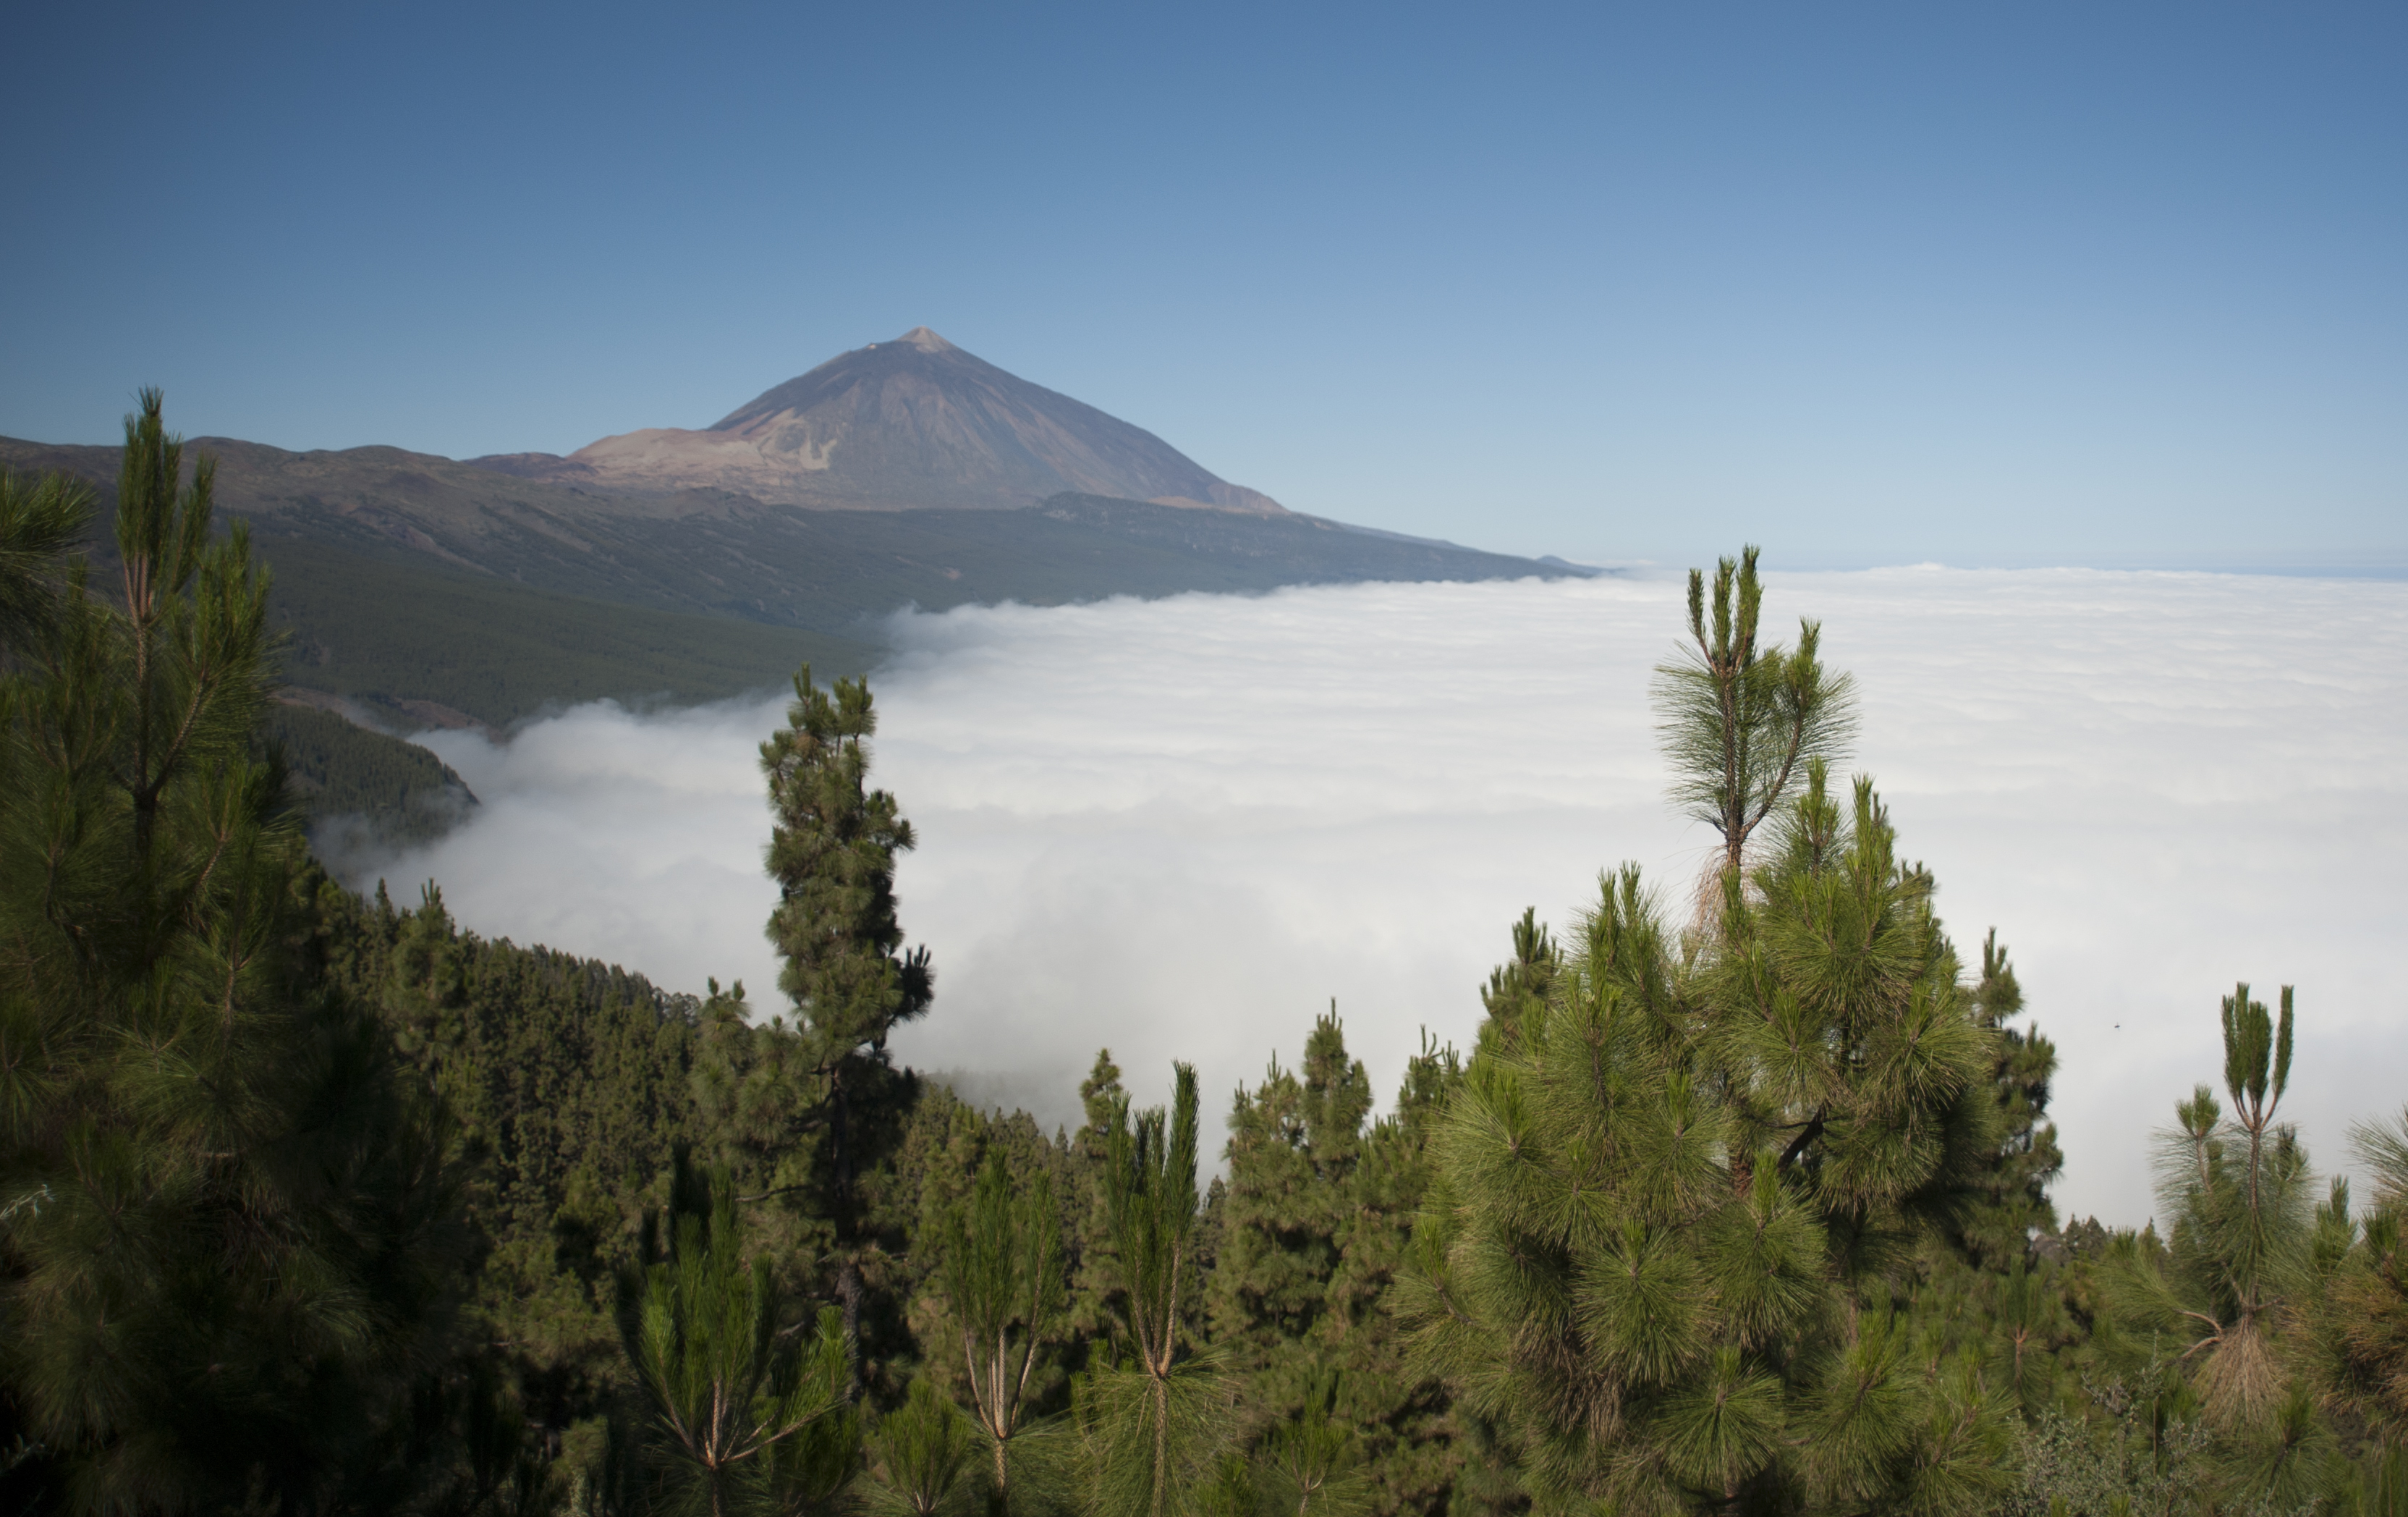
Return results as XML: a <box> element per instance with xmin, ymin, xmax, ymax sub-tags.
<box><xmin>360</xmin><ymin>568</ymin><xmax>2408</xmax><ymax>1228</ymax></box>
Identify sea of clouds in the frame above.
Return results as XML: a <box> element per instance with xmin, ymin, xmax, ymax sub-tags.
<box><xmin>352</xmin><ymin>568</ymin><xmax>2408</xmax><ymax>1227</ymax></box>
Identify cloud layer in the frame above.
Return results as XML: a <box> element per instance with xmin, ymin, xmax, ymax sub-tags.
<box><xmin>361</xmin><ymin>569</ymin><xmax>2408</xmax><ymax>1226</ymax></box>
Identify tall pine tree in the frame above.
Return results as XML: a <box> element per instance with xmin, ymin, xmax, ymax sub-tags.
<box><xmin>758</xmin><ymin>666</ymin><xmax>934</xmax><ymax>1387</ymax></box>
<box><xmin>0</xmin><ymin>395</ymin><xmax>473</xmax><ymax>1513</ymax></box>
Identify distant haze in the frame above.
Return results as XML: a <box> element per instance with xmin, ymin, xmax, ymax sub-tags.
<box><xmin>354</xmin><ymin>569</ymin><xmax>2408</xmax><ymax>1229</ymax></box>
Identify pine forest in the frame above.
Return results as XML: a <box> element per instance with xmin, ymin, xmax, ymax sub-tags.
<box><xmin>11</xmin><ymin>400</ymin><xmax>2408</xmax><ymax>1517</ymax></box>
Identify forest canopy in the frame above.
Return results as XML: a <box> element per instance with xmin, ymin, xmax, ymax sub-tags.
<box><xmin>3</xmin><ymin>405</ymin><xmax>2403</xmax><ymax>1517</ymax></box>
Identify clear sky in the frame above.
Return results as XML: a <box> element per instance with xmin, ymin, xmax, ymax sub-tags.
<box><xmin>4</xmin><ymin>1</ymin><xmax>2401</xmax><ymax>568</ymax></box>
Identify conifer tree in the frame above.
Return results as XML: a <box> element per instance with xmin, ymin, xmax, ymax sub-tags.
<box><xmin>758</xmin><ymin>665</ymin><xmax>934</xmax><ymax>1382</ymax></box>
<box><xmin>1213</xmin><ymin>1007</ymin><xmax>1375</xmax><ymax>1382</ymax></box>
<box><xmin>2119</xmin><ymin>986</ymin><xmax>2310</xmax><ymax>1418</ymax></box>
<box><xmin>2108</xmin><ymin>983</ymin><xmax>2344</xmax><ymax>1506</ymax></box>
<box><xmin>1475</xmin><ymin>911</ymin><xmax>1559</xmax><ymax>1059</ymax></box>
<box><xmin>1256</xmin><ymin>1371</ymin><xmax>1371</xmax><ymax>1516</ymax></box>
<box><xmin>1651</xmin><ymin>546</ymin><xmax>1854</xmax><ymax>878</ymax></box>
<box><xmin>0</xmin><ymin>393</ymin><xmax>474</xmax><ymax>1512</ymax></box>
<box><xmin>938</xmin><ymin>1148</ymin><xmax>1066</xmax><ymax>1513</ymax></box>
<box><xmin>1082</xmin><ymin>1064</ymin><xmax>1226</xmax><ymax>1517</ymax></box>
<box><xmin>619</xmin><ymin>1161</ymin><xmax>853</xmax><ymax>1517</ymax></box>
<box><xmin>1954</xmin><ymin>931</ymin><xmax>2064</xmax><ymax>1270</ymax></box>
<box><xmin>1063</xmin><ymin>1050</ymin><xmax>1132</xmax><ymax>1366</ymax></box>
<box><xmin>860</xmin><ymin>1378</ymin><xmax>978</xmax><ymax>1516</ymax></box>
<box><xmin>0</xmin><ymin>467</ymin><xmax>88</xmax><ymax>656</ymax></box>
<box><xmin>1210</xmin><ymin>1011</ymin><xmax>1468</xmax><ymax>1513</ymax></box>
<box><xmin>1403</xmin><ymin>769</ymin><xmax>2012</xmax><ymax>1516</ymax></box>
<box><xmin>1210</xmin><ymin>1013</ymin><xmax>1471</xmax><ymax>1514</ymax></box>
<box><xmin>2316</xmin><ymin>1108</ymin><xmax>2408</xmax><ymax>1455</ymax></box>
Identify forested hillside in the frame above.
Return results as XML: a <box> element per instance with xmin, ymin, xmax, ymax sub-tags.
<box><xmin>0</xmin><ymin>429</ymin><xmax>1574</xmax><ymax>728</ymax></box>
<box><xmin>264</xmin><ymin>703</ymin><xmax>478</xmax><ymax>845</ymax></box>
<box><xmin>258</xmin><ymin>537</ymin><xmax>874</xmax><ymax>728</ymax></box>
<box><xmin>7</xmin><ymin>407</ymin><xmax>2406</xmax><ymax>1517</ymax></box>
<box><xmin>1</xmin><ymin>413</ymin><xmax>1574</xmax><ymax>845</ymax></box>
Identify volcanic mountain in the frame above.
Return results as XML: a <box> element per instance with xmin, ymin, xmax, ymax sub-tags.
<box><xmin>470</xmin><ymin>326</ymin><xmax>1286</xmax><ymax>515</ymax></box>
<box><xmin>1</xmin><ymin>329</ymin><xmax>1588</xmax><ymax>742</ymax></box>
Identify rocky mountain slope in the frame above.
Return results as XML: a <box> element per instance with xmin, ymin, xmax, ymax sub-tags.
<box><xmin>469</xmin><ymin>326</ymin><xmax>1286</xmax><ymax>513</ymax></box>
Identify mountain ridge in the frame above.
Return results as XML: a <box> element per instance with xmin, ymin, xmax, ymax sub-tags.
<box><xmin>0</xmin><ymin>334</ymin><xmax>1595</xmax><ymax>735</ymax></box>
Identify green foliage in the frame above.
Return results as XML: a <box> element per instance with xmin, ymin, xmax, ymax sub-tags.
<box><xmin>1102</xmin><ymin>1065</ymin><xmax>1204</xmax><ymax>1385</ymax></box>
<box><xmin>758</xmin><ymin>664</ymin><xmax>936</xmax><ymax>1385</ymax></box>
<box><xmin>2113</xmin><ymin>986</ymin><xmax>2317</xmax><ymax>1432</ymax></box>
<box><xmin>2319</xmin><ymin>1114</ymin><xmax>2408</xmax><ymax>1450</ymax></box>
<box><xmin>2006</xmin><ymin>1369</ymin><xmax>2221</xmax><ymax>1517</ymax></box>
<box><xmin>861</xmin><ymin>1379</ymin><xmax>980</xmax><ymax>1516</ymax></box>
<box><xmin>1404</xmin><ymin>766</ymin><xmax>2010</xmax><ymax>1516</ymax></box>
<box><xmin>1955</xmin><ymin>931</ymin><xmax>2066</xmax><ymax>1272</ymax></box>
<box><xmin>1087</xmin><ymin>1064</ymin><xmax>1231</xmax><ymax>1517</ymax></box>
<box><xmin>0</xmin><ymin>394</ymin><xmax>475</xmax><ymax>1513</ymax></box>
<box><xmin>1256</xmin><ymin>1372</ymin><xmax>1372</xmax><ymax>1516</ymax></box>
<box><xmin>1213</xmin><ymin>1012</ymin><xmax>1374</xmax><ymax>1369</ymax></box>
<box><xmin>2082</xmin><ymin>984</ymin><xmax>2378</xmax><ymax>1517</ymax></box>
<box><xmin>317</xmin><ymin>879</ymin><xmax>705</xmax><ymax>1411</ymax></box>
<box><xmin>761</xmin><ymin>666</ymin><xmax>932</xmax><ymax>1062</ymax></box>
<box><xmin>1652</xmin><ymin>544</ymin><xmax>1856</xmax><ymax>876</ymax></box>
<box><xmin>1192</xmin><ymin>1451</ymin><xmax>1260</xmax><ymax>1517</ymax></box>
<box><xmin>618</xmin><ymin>1161</ymin><xmax>851</xmax><ymax>1517</ymax></box>
<box><xmin>939</xmin><ymin>1148</ymin><xmax>1066</xmax><ymax>1509</ymax></box>
<box><xmin>1211</xmin><ymin>1014</ymin><xmax>1464</xmax><ymax>1514</ymax></box>
<box><xmin>259</xmin><ymin>536</ymin><xmax>876</xmax><ymax>728</ymax></box>
<box><xmin>1075</xmin><ymin>1358</ymin><xmax>1233</xmax><ymax>1517</ymax></box>
<box><xmin>264</xmin><ymin>701</ymin><xmax>477</xmax><ymax>847</ymax></box>
<box><xmin>0</xmin><ymin>466</ymin><xmax>89</xmax><ymax>654</ymax></box>
<box><xmin>375</xmin><ymin>1355</ymin><xmax>564</xmax><ymax>1517</ymax></box>
<box><xmin>22</xmin><ymin>408</ymin><xmax>2396</xmax><ymax>1517</ymax></box>
<box><xmin>1476</xmin><ymin>911</ymin><xmax>1560</xmax><ymax>1060</ymax></box>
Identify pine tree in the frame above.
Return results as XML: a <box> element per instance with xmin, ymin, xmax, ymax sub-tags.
<box><xmin>0</xmin><ymin>393</ymin><xmax>474</xmax><ymax>1512</ymax></box>
<box><xmin>938</xmin><ymin>1147</ymin><xmax>1067</xmax><ymax>1513</ymax></box>
<box><xmin>1211</xmin><ymin>1011</ymin><xmax>1466</xmax><ymax>1514</ymax></box>
<box><xmin>1256</xmin><ymin>1371</ymin><xmax>1371</xmax><ymax>1516</ymax></box>
<box><xmin>618</xmin><ymin>1160</ymin><xmax>853</xmax><ymax>1517</ymax></box>
<box><xmin>2107</xmin><ymin>984</ymin><xmax>2345</xmax><ymax>1506</ymax></box>
<box><xmin>305</xmin><ymin>873</ymin><xmax>719</xmax><ymax>1463</ymax></box>
<box><xmin>1650</xmin><ymin>546</ymin><xmax>1854</xmax><ymax>879</ymax></box>
<box><xmin>1082</xmin><ymin>1064</ymin><xmax>1226</xmax><ymax>1517</ymax></box>
<box><xmin>758</xmin><ymin>665</ymin><xmax>935</xmax><ymax>1385</ymax></box>
<box><xmin>2122</xmin><ymin>986</ymin><xmax>2310</xmax><ymax>1419</ymax></box>
<box><xmin>0</xmin><ymin>467</ymin><xmax>88</xmax><ymax>657</ymax></box>
<box><xmin>1954</xmin><ymin>931</ymin><xmax>2064</xmax><ymax>1270</ymax></box>
<box><xmin>1063</xmin><ymin>1050</ymin><xmax>1132</xmax><ymax>1371</ymax></box>
<box><xmin>1212</xmin><ymin>1007</ymin><xmax>1375</xmax><ymax>1385</ymax></box>
<box><xmin>1403</xmin><ymin>770</ymin><xmax>2013</xmax><ymax>1516</ymax></box>
<box><xmin>860</xmin><ymin>1377</ymin><xmax>978</xmax><ymax>1516</ymax></box>
<box><xmin>2317</xmin><ymin>1109</ymin><xmax>2408</xmax><ymax>1455</ymax></box>
<box><xmin>1475</xmin><ymin>912</ymin><xmax>1560</xmax><ymax>1059</ymax></box>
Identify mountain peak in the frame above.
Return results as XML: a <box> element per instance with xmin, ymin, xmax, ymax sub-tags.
<box><xmin>481</xmin><ymin>331</ymin><xmax>1285</xmax><ymax>515</ymax></box>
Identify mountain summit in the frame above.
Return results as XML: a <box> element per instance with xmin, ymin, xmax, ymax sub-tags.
<box><xmin>471</xmin><ymin>329</ymin><xmax>1286</xmax><ymax>515</ymax></box>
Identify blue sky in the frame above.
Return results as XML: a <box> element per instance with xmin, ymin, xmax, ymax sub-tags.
<box><xmin>4</xmin><ymin>1</ymin><xmax>2401</xmax><ymax>567</ymax></box>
